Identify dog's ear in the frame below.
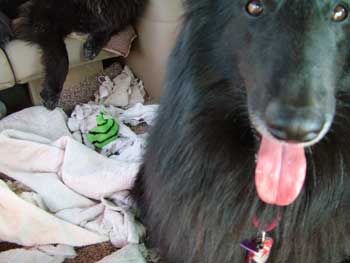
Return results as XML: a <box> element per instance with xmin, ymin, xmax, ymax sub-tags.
<box><xmin>0</xmin><ymin>11</ymin><xmax>13</xmax><ymax>48</ymax></box>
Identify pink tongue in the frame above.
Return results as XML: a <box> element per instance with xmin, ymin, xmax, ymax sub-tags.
<box><xmin>255</xmin><ymin>136</ymin><xmax>307</xmax><ymax>206</ymax></box>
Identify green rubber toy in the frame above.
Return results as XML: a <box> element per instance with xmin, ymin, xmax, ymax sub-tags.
<box><xmin>87</xmin><ymin>113</ymin><xmax>120</xmax><ymax>149</ymax></box>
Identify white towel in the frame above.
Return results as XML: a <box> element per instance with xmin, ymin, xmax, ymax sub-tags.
<box><xmin>0</xmin><ymin>106</ymin><xmax>154</xmax><ymax>261</ymax></box>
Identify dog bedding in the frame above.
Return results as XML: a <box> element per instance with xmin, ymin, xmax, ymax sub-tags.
<box><xmin>0</xmin><ymin>67</ymin><xmax>158</xmax><ymax>262</ymax></box>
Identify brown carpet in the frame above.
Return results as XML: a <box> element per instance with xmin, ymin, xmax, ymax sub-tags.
<box><xmin>0</xmin><ymin>242</ymin><xmax>118</xmax><ymax>263</ymax></box>
<box><xmin>59</xmin><ymin>62</ymin><xmax>124</xmax><ymax>113</ymax></box>
<box><xmin>65</xmin><ymin>243</ymin><xmax>118</xmax><ymax>263</ymax></box>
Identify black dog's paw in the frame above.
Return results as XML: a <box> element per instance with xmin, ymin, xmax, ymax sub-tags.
<box><xmin>0</xmin><ymin>12</ymin><xmax>13</xmax><ymax>48</ymax></box>
<box><xmin>83</xmin><ymin>36</ymin><xmax>103</xmax><ymax>60</ymax></box>
<box><xmin>42</xmin><ymin>98</ymin><xmax>59</xmax><ymax>111</ymax></box>
<box><xmin>40</xmin><ymin>89</ymin><xmax>60</xmax><ymax>110</ymax></box>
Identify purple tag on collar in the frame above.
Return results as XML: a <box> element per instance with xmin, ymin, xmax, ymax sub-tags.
<box><xmin>240</xmin><ymin>239</ymin><xmax>260</xmax><ymax>253</ymax></box>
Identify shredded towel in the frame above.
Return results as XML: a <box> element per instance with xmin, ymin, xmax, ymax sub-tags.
<box><xmin>95</xmin><ymin>66</ymin><xmax>146</xmax><ymax>108</ymax></box>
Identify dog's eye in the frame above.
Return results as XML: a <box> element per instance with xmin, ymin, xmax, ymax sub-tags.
<box><xmin>246</xmin><ymin>0</ymin><xmax>264</xmax><ymax>17</ymax></box>
<box><xmin>332</xmin><ymin>4</ymin><xmax>348</xmax><ymax>22</ymax></box>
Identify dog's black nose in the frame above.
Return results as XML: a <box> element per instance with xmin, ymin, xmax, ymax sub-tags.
<box><xmin>265</xmin><ymin>100</ymin><xmax>325</xmax><ymax>143</ymax></box>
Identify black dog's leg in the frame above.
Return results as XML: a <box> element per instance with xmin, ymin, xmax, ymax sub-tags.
<box><xmin>0</xmin><ymin>0</ymin><xmax>29</xmax><ymax>47</ymax></box>
<box><xmin>39</xmin><ymin>38</ymin><xmax>69</xmax><ymax>110</ymax></box>
<box><xmin>0</xmin><ymin>11</ymin><xmax>12</xmax><ymax>48</ymax></box>
<box><xmin>83</xmin><ymin>30</ymin><xmax>112</xmax><ymax>60</ymax></box>
<box><xmin>12</xmin><ymin>1</ymin><xmax>68</xmax><ymax>110</ymax></box>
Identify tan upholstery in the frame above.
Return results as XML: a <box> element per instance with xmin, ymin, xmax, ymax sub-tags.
<box><xmin>127</xmin><ymin>0</ymin><xmax>183</xmax><ymax>100</ymax></box>
<box><xmin>0</xmin><ymin>38</ymin><xmax>117</xmax><ymax>90</ymax></box>
<box><xmin>0</xmin><ymin>49</ymin><xmax>15</xmax><ymax>88</ymax></box>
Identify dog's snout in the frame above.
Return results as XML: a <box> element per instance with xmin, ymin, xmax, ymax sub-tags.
<box><xmin>265</xmin><ymin>100</ymin><xmax>325</xmax><ymax>143</ymax></box>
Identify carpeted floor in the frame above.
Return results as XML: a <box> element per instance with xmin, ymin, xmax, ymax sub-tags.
<box><xmin>0</xmin><ymin>242</ymin><xmax>119</xmax><ymax>263</ymax></box>
<box><xmin>65</xmin><ymin>243</ymin><xmax>118</xmax><ymax>263</ymax></box>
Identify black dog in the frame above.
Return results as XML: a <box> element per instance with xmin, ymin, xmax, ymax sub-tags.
<box><xmin>14</xmin><ymin>0</ymin><xmax>145</xmax><ymax>109</ymax></box>
<box><xmin>133</xmin><ymin>0</ymin><xmax>350</xmax><ymax>262</ymax></box>
<box><xmin>0</xmin><ymin>0</ymin><xmax>27</xmax><ymax>48</ymax></box>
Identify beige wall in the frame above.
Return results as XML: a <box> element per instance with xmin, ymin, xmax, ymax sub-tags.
<box><xmin>127</xmin><ymin>0</ymin><xmax>183</xmax><ymax>100</ymax></box>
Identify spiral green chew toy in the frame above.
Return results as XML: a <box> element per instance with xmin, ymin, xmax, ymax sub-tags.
<box><xmin>87</xmin><ymin>113</ymin><xmax>119</xmax><ymax>149</ymax></box>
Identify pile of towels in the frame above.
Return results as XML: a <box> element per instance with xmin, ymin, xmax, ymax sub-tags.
<box><xmin>0</xmin><ymin>66</ymin><xmax>158</xmax><ymax>262</ymax></box>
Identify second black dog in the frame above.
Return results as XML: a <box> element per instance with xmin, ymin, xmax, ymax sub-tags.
<box><xmin>14</xmin><ymin>0</ymin><xmax>145</xmax><ymax>109</ymax></box>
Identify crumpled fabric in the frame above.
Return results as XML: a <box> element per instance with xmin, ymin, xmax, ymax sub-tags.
<box><xmin>95</xmin><ymin>66</ymin><xmax>146</xmax><ymax>108</ymax></box>
<box><xmin>0</xmin><ymin>248</ymin><xmax>65</xmax><ymax>263</ymax></box>
<box><xmin>68</xmin><ymin>102</ymin><xmax>158</xmax><ymax>161</ymax></box>
<box><xmin>0</xmin><ymin>106</ymin><xmax>71</xmax><ymax>140</ymax></box>
<box><xmin>0</xmin><ymin>106</ymin><xmax>155</xmax><ymax>261</ymax></box>
<box><xmin>0</xmin><ymin>65</ymin><xmax>159</xmax><ymax>262</ymax></box>
<box><xmin>0</xmin><ymin>173</ymin><xmax>107</xmax><ymax>247</ymax></box>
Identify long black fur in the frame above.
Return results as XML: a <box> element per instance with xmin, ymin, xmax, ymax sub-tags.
<box><xmin>13</xmin><ymin>0</ymin><xmax>145</xmax><ymax>109</ymax></box>
<box><xmin>0</xmin><ymin>0</ymin><xmax>27</xmax><ymax>48</ymax></box>
<box><xmin>133</xmin><ymin>1</ymin><xmax>350</xmax><ymax>262</ymax></box>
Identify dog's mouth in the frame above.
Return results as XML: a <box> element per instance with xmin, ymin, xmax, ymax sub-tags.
<box><xmin>250</xmin><ymin>116</ymin><xmax>332</xmax><ymax>206</ymax></box>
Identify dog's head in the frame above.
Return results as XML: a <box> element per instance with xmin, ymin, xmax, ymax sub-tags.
<box><xmin>213</xmin><ymin>0</ymin><xmax>350</xmax><ymax>146</ymax></box>
<box><xmin>186</xmin><ymin>0</ymin><xmax>350</xmax><ymax>205</ymax></box>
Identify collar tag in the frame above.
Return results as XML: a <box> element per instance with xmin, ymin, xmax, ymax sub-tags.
<box><xmin>240</xmin><ymin>231</ymin><xmax>274</xmax><ymax>263</ymax></box>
